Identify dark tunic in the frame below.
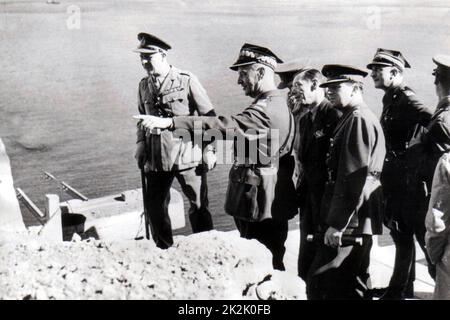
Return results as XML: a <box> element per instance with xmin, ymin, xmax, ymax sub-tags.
<box><xmin>379</xmin><ymin>85</ymin><xmax>433</xmax><ymax>229</ymax></box>
<box><xmin>408</xmin><ymin>96</ymin><xmax>450</xmax><ymax>214</ymax></box>
<box><xmin>306</xmin><ymin>102</ymin><xmax>386</xmax><ymax>300</ymax></box>
<box><xmin>321</xmin><ymin>103</ymin><xmax>386</xmax><ymax>235</ymax></box>
<box><xmin>173</xmin><ymin>89</ymin><xmax>297</xmax><ymax>270</ymax></box>
<box><xmin>423</xmin><ymin>97</ymin><xmax>450</xmax><ymax>158</ymax></box>
<box><xmin>379</xmin><ymin>86</ymin><xmax>435</xmax><ymax>297</ymax></box>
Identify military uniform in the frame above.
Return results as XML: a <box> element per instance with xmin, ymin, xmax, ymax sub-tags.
<box><xmin>295</xmin><ymin>99</ymin><xmax>341</xmax><ymax>280</ymax></box>
<box><xmin>424</xmin><ymin>54</ymin><xmax>450</xmax><ymax>300</ymax></box>
<box><xmin>171</xmin><ymin>44</ymin><xmax>297</xmax><ymax>270</ymax></box>
<box><xmin>380</xmin><ymin>85</ymin><xmax>432</xmax><ymax>231</ymax></box>
<box><xmin>173</xmin><ymin>89</ymin><xmax>298</xmax><ymax>269</ymax></box>
<box><xmin>424</xmin><ymin>97</ymin><xmax>450</xmax><ymax>155</ymax></box>
<box><xmin>425</xmin><ymin>152</ymin><xmax>450</xmax><ymax>300</ymax></box>
<box><xmin>418</xmin><ymin>55</ymin><xmax>450</xmax><ymax>193</ymax></box>
<box><xmin>424</xmin><ymin>99</ymin><xmax>450</xmax><ymax>300</ymax></box>
<box><xmin>409</xmin><ymin>95</ymin><xmax>450</xmax><ymax>237</ymax></box>
<box><xmin>134</xmin><ymin>33</ymin><xmax>215</xmax><ymax>249</ymax></box>
<box><xmin>382</xmin><ymin>85</ymin><xmax>436</xmax><ymax>297</ymax></box>
<box><xmin>366</xmin><ymin>49</ymin><xmax>435</xmax><ymax>298</ymax></box>
<box><xmin>309</xmin><ymin>103</ymin><xmax>386</xmax><ymax>299</ymax></box>
<box><xmin>306</xmin><ymin>65</ymin><xmax>386</xmax><ymax>300</ymax></box>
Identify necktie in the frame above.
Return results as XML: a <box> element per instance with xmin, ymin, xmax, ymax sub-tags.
<box><xmin>300</xmin><ymin>111</ymin><xmax>314</xmax><ymax>162</ymax></box>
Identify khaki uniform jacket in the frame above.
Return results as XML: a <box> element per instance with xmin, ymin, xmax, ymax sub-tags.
<box><xmin>136</xmin><ymin>66</ymin><xmax>214</xmax><ymax>171</ymax></box>
<box><xmin>173</xmin><ymin>90</ymin><xmax>298</xmax><ymax>221</ymax></box>
<box><xmin>425</xmin><ymin>152</ymin><xmax>450</xmax><ymax>299</ymax></box>
<box><xmin>321</xmin><ymin>103</ymin><xmax>386</xmax><ymax>235</ymax></box>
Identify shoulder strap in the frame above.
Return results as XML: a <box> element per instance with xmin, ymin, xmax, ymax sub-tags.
<box><xmin>278</xmin><ymin>109</ymin><xmax>295</xmax><ymax>157</ymax></box>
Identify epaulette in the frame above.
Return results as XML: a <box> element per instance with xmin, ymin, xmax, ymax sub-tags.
<box><xmin>254</xmin><ymin>99</ymin><xmax>268</xmax><ymax>108</ymax></box>
<box><xmin>177</xmin><ymin>68</ymin><xmax>192</xmax><ymax>77</ymax></box>
<box><xmin>262</xmin><ymin>95</ymin><xmax>284</xmax><ymax>109</ymax></box>
<box><xmin>402</xmin><ymin>86</ymin><xmax>416</xmax><ymax>97</ymax></box>
<box><xmin>436</xmin><ymin>109</ymin><xmax>450</xmax><ymax>120</ymax></box>
<box><xmin>265</xmin><ymin>93</ymin><xmax>285</xmax><ymax>105</ymax></box>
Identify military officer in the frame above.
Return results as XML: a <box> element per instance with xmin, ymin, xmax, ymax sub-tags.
<box><xmin>417</xmin><ymin>55</ymin><xmax>450</xmax><ymax>185</ymax></box>
<box><xmin>367</xmin><ymin>48</ymin><xmax>434</xmax><ymax>299</ymax></box>
<box><xmin>275</xmin><ymin>61</ymin><xmax>311</xmax><ymax>187</ymax></box>
<box><xmin>133</xmin><ymin>32</ymin><xmax>217</xmax><ymax>249</ymax></box>
<box><xmin>424</xmin><ymin>54</ymin><xmax>450</xmax><ymax>300</ymax></box>
<box><xmin>425</xmin><ymin>55</ymin><xmax>450</xmax><ymax>157</ymax></box>
<box><xmin>306</xmin><ymin>65</ymin><xmax>386</xmax><ymax>299</ymax></box>
<box><xmin>417</xmin><ymin>55</ymin><xmax>450</xmax><ymax>299</ymax></box>
<box><xmin>136</xmin><ymin>43</ymin><xmax>298</xmax><ymax>270</ymax></box>
<box><xmin>275</xmin><ymin>59</ymin><xmax>308</xmax><ymax>113</ymax></box>
<box><xmin>292</xmin><ymin>68</ymin><xmax>342</xmax><ymax>287</ymax></box>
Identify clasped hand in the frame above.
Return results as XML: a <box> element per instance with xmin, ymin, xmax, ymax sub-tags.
<box><xmin>324</xmin><ymin>226</ymin><xmax>343</xmax><ymax>248</ymax></box>
<box><xmin>133</xmin><ymin>115</ymin><xmax>173</xmax><ymax>130</ymax></box>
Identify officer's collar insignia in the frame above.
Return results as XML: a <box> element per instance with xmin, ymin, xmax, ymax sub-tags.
<box><xmin>314</xmin><ymin>130</ymin><xmax>324</xmax><ymax>138</ymax></box>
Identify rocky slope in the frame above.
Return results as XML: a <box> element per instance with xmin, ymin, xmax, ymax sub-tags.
<box><xmin>0</xmin><ymin>230</ymin><xmax>306</xmax><ymax>300</ymax></box>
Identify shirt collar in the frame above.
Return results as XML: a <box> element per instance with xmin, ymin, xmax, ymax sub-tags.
<box><xmin>253</xmin><ymin>89</ymin><xmax>280</xmax><ymax>103</ymax></box>
<box><xmin>437</xmin><ymin>95</ymin><xmax>450</xmax><ymax>110</ymax></box>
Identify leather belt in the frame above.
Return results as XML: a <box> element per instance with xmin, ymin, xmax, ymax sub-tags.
<box><xmin>233</xmin><ymin>160</ymin><xmax>273</xmax><ymax>168</ymax></box>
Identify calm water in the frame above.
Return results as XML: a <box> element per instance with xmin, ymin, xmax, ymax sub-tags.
<box><xmin>1</xmin><ymin>0</ymin><xmax>448</xmax><ymax>236</ymax></box>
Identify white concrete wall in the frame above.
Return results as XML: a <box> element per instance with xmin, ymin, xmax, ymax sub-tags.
<box><xmin>0</xmin><ymin>138</ymin><xmax>25</xmax><ymax>231</ymax></box>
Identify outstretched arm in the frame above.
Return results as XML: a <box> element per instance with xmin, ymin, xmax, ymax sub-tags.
<box><xmin>134</xmin><ymin>104</ymin><xmax>271</xmax><ymax>138</ymax></box>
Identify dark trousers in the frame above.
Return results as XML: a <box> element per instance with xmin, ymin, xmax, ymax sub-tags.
<box><xmin>298</xmin><ymin>221</ymin><xmax>317</xmax><ymax>281</ymax></box>
<box><xmin>382</xmin><ymin>155</ymin><xmax>436</xmax><ymax>296</ymax></box>
<box><xmin>144</xmin><ymin>166</ymin><xmax>213</xmax><ymax>249</ymax></box>
<box><xmin>234</xmin><ymin>217</ymin><xmax>288</xmax><ymax>271</ymax></box>
<box><xmin>388</xmin><ymin>228</ymin><xmax>436</xmax><ymax>295</ymax></box>
<box><xmin>306</xmin><ymin>235</ymin><xmax>373</xmax><ymax>300</ymax></box>
<box><xmin>297</xmin><ymin>187</ymin><xmax>323</xmax><ymax>281</ymax></box>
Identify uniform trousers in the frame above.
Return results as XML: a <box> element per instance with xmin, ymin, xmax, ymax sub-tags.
<box><xmin>306</xmin><ymin>235</ymin><xmax>373</xmax><ymax>300</ymax></box>
<box><xmin>297</xmin><ymin>183</ymin><xmax>323</xmax><ymax>281</ymax></box>
<box><xmin>234</xmin><ymin>217</ymin><xmax>288</xmax><ymax>271</ymax></box>
<box><xmin>382</xmin><ymin>155</ymin><xmax>436</xmax><ymax>296</ymax></box>
<box><xmin>144</xmin><ymin>166</ymin><xmax>213</xmax><ymax>249</ymax></box>
<box><xmin>388</xmin><ymin>228</ymin><xmax>435</xmax><ymax>296</ymax></box>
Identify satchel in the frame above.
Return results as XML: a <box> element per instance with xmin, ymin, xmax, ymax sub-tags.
<box><xmin>224</xmin><ymin>165</ymin><xmax>261</xmax><ymax>222</ymax></box>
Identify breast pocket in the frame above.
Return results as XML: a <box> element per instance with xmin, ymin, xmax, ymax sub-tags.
<box><xmin>161</xmin><ymin>90</ymin><xmax>189</xmax><ymax>116</ymax></box>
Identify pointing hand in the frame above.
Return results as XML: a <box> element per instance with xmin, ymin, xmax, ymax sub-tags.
<box><xmin>133</xmin><ymin>115</ymin><xmax>173</xmax><ymax>130</ymax></box>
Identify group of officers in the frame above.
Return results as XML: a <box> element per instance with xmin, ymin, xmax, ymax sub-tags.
<box><xmin>132</xmin><ymin>32</ymin><xmax>450</xmax><ymax>300</ymax></box>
